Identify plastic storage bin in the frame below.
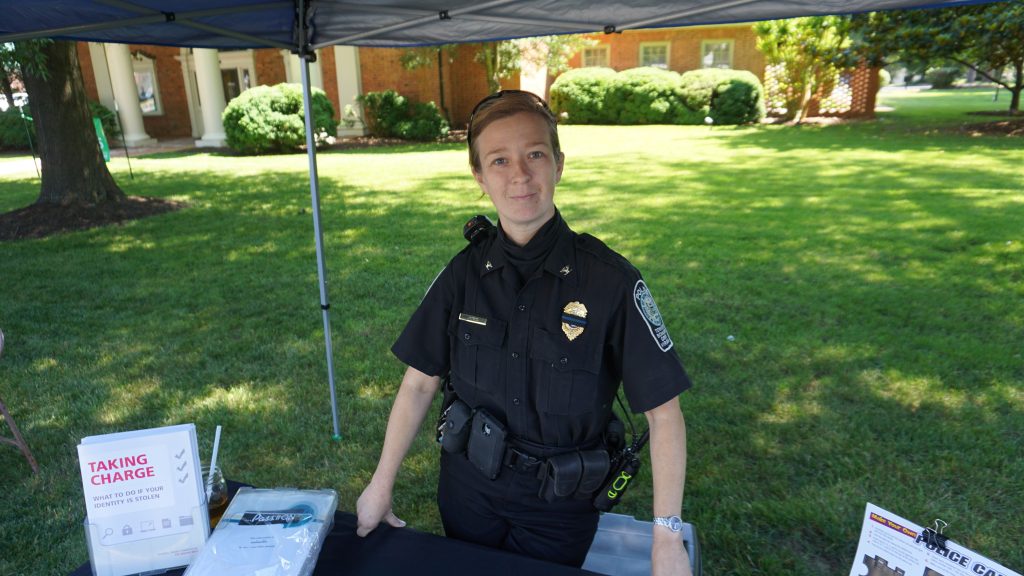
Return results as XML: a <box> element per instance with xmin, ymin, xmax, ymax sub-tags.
<box><xmin>582</xmin><ymin>513</ymin><xmax>701</xmax><ymax>576</ymax></box>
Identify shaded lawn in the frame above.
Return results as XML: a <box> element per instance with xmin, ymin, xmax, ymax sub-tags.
<box><xmin>0</xmin><ymin>87</ymin><xmax>1021</xmax><ymax>575</ymax></box>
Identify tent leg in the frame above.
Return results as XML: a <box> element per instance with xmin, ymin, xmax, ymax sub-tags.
<box><xmin>301</xmin><ymin>57</ymin><xmax>341</xmax><ymax>440</ymax></box>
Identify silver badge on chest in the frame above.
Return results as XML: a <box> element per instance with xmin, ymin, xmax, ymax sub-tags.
<box><xmin>561</xmin><ymin>301</ymin><xmax>588</xmax><ymax>341</ymax></box>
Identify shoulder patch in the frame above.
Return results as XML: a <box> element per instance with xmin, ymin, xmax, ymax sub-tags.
<box><xmin>633</xmin><ymin>280</ymin><xmax>673</xmax><ymax>352</ymax></box>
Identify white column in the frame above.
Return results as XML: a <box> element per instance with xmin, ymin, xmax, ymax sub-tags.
<box><xmin>282</xmin><ymin>49</ymin><xmax>323</xmax><ymax>88</ymax></box>
<box><xmin>176</xmin><ymin>48</ymin><xmax>203</xmax><ymax>138</ymax></box>
<box><xmin>334</xmin><ymin>46</ymin><xmax>365</xmax><ymax>137</ymax></box>
<box><xmin>104</xmin><ymin>43</ymin><xmax>156</xmax><ymax>147</ymax></box>
<box><xmin>87</xmin><ymin>43</ymin><xmax>115</xmax><ymax>112</ymax></box>
<box><xmin>193</xmin><ymin>48</ymin><xmax>227</xmax><ymax>147</ymax></box>
<box><xmin>519</xmin><ymin>44</ymin><xmax>549</xmax><ymax>100</ymax></box>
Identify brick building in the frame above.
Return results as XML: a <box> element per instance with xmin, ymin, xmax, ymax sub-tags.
<box><xmin>76</xmin><ymin>24</ymin><xmax>875</xmax><ymax>146</ymax></box>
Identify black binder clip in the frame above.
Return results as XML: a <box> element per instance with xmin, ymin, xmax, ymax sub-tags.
<box><xmin>922</xmin><ymin>519</ymin><xmax>949</xmax><ymax>551</ymax></box>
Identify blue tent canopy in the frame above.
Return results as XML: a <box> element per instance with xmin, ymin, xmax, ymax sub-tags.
<box><xmin>0</xmin><ymin>0</ymin><xmax>1002</xmax><ymax>51</ymax></box>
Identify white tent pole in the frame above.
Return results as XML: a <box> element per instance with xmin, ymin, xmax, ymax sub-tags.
<box><xmin>300</xmin><ymin>54</ymin><xmax>342</xmax><ymax>440</ymax></box>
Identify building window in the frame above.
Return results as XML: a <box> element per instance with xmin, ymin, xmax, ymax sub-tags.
<box><xmin>581</xmin><ymin>45</ymin><xmax>610</xmax><ymax>68</ymax></box>
<box><xmin>639</xmin><ymin>42</ymin><xmax>670</xmax><ymax>69</ymax></box>
<box><xmin>218</xmin><ymin>50</ymin><xmax>256</xmax><ymax>105</ymax></box>
<box><xmin>132</xmin><ymin>54</ymin><xmax>162</xmax><ymax>115</ymax></box>
<box><xmin>701</xmin><ymin>40</ymin><xmax>734</xmax><ymax>69</ymax></box>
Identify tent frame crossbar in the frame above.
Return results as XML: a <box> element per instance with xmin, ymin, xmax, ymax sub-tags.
<box><xmin>616</xmin><ymin>0</ymin><xmax>763</xmax><ymax>31</ymax></box>
<box><xmin>320</xmin><ymin>1</ymin><xmax>598</xmax><ymax>34</ymax></box>
<box><xmin>96</xmin><ymin>0</ymin><xmax>296</xmax><ymax>50</ymax></box>
<box><xmin>0</xmin><ymin>1</ymin><xmax>292</xmax><ymax>48</ymax></box>
<box><xmin>314</xmin><ymin>0</ymin><xmax>518</xmax><ymax>49</ymax></box>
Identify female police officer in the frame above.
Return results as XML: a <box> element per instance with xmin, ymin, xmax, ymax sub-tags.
<box><xmin>356</xmin><ymin>91</ymin><xmax>693</xmax><ymax>576</ymax></box>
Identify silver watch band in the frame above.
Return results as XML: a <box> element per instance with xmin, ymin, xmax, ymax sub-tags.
<box><xmin>654</xmin><ymin>515</ymin><xmax>683</xmax><ymax>532</ymax></box>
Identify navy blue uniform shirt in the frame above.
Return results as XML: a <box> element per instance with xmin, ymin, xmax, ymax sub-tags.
<box><xmin>393</xmin><ymin>213</ymin><xmax>691</xmax><ymax>449</ymax></box>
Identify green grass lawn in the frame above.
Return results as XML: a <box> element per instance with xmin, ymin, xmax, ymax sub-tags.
<box><xmin>1</xmin><ymin>87</ymin><xmax>1021</xmax><ymax>575</ymax></box>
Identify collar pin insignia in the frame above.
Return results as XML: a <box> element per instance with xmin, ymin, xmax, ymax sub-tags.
<box><xmin>485</xmin><ymin>260</ymin><xmax>493</xmax><ymax>270</ymax></box>
<box><xmin>560</xmin><ymin>265</ymin><xmax>571</xmax><ymax>276</ymax></box>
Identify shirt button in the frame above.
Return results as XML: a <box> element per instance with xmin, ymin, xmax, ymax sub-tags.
<box><xmin>518</xmin><ymin>305</ymin><xmax>526</xmax><ymax>312</ymax></box>
<box><xmin>513</xmin><ymin>398</ymin><xmax>520</xmax><ymax>405</ymax></box>
<box><xmin>511</xmin><ymin>352</ymin><xmax>519</xmax><ymax>359</ymax></box>
<box><xmin>463</xmin><ymin>333</ymin><xmax>471</xmax><ymax>340</ymax></box>
<box><xmin>560</xmin><ymin>356</ymin><xmax>568</xmax><ymax>365</ymax></box>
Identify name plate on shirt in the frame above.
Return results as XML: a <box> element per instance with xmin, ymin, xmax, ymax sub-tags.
<box><xmin>458</xmin><ymin>313</ymin><xmax>488</xmax><ymax>326</ymax></box>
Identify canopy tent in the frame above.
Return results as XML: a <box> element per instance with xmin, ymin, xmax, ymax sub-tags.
<box><xmin>0</xmin><ymin>0</ymin><xmax>1001</xmax><ymax>438</ymax></box>
<box><xmin>0</xmin><ymin>0</ymin><xmax>1001</xmax><ymax>49</ymax></box>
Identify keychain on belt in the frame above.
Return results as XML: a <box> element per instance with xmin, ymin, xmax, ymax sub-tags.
<box><xmin>594</xmin><ymin>405</ymin><xmax>650</xmax><ymax>512</ymax></box>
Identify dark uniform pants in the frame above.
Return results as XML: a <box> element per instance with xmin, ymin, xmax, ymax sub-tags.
<box><xmin>437</xmin><ymin>449</ymin><xmax>600</xmax><ymax>568</ymax></box>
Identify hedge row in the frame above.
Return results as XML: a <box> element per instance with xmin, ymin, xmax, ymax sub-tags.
<box><xmin>0</xmin><ymin>106</ymin><xmax>33</xmax><ymax>150</ymax></box>
<box><xmin>0</xmin><ymin>101</ymin><xmax>120</xmax><ymax>151</ymax></box>
<box><xmin>549</xmin><ymin>66</ymin><xmax>765</xmax><ymax>126</ymax></box>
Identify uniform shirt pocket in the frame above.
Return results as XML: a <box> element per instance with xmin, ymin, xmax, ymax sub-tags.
<box><xmin>449</xmin><ymin>315</ymin><xmax>508</xmax><ymax>393</ymax></box>
<box><xmin>530</xmin><ymin>327</ymin><xmax>601</xmax><ymax>415</ymax></box>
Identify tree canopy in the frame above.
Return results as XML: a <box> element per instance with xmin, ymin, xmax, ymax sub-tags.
<box><xmin>754</xmin><ymin>16</ymin><xmax>857</xmax><ymax>122</ymax></box>
<box><xmin>851</xmin><ymin>1</ymin><xmax>1024</xmax><ymax>112</ymax></box>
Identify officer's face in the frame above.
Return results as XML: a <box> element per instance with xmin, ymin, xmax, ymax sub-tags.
<box><xmin>472</xmin><ymin>112</ymin><xmax>564</xmax><ymax>241</ymax></box>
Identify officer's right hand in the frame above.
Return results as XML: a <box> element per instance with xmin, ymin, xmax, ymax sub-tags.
<box><xmin>355</xmin><ymin>481</ymin><xmax>407</xmax><ymax>537</ymax></box>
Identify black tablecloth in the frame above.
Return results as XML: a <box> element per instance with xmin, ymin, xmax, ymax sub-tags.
<box><xmin>314</xmin><ymin>511</ymin><xmax>599</xmax><ymax>575</ymax></box>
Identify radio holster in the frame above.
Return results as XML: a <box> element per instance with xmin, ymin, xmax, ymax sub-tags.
<box><xmin>466</xmin><ymin>409</ymin><xmax>508</xmax><ymax>480</ymax></box>
<box><xmin>440</xmin><ymin>399</ymin><xmax>472</xmax><ymax>454</ymax></box>
<box><xmin>537</xmin><ymin>449</ymin><xmax>610</xmax><ymax>503</ymax></box>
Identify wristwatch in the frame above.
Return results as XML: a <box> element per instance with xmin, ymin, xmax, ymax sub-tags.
<box><xmin>654</xmin><ymin>515</ymin><xmax>683</xmax><ymax>532</ymax></box>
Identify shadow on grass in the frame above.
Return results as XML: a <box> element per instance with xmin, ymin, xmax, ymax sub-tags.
<box><xmin>137</xmin><ymin>141</ymin><xmax>466</xmax><ymax>161</ymax></box>
<box><xmin>0</xmin><ymin>135</ymin><xmax>1021</xmax><ymax>574</ymax></box>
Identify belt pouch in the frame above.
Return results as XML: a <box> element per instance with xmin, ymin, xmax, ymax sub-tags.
<box><xmin>467</xmin><ymin>409</ymin><xmax>507</xmax><ymax>480</ymax></box>
<box><xmin>441</xmin><ymin>399</ymin><xmax>473</xmax><ymax>454</ymax></box>
<box><xmin>575</xmin><ymin>449</ymin><xmax>611</xmax><ymax>499</ymax></box>
<box><xmin>538</xmin><ymin>452</ymin><xmax>583</xmax><ymax>503</ymax></box>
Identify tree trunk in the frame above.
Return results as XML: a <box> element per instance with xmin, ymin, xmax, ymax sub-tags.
<box><xmin>20</xmin><ymin>41</ymin><xmax>125</xmax><ymax>207</ymax></box>
<box><xmin>1012</xmin><ymin>62</ymin><xmax>1022</xmax><ymax>113</ymax></box>
<box><xmin>481</xmin><ymin>45</ymin><xmax>501</xmax><ymax>94</ymax></box>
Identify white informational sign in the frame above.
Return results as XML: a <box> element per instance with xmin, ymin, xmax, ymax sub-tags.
<box><xmin>849</xmin><ymin>503</ymin><xmax>1021</xmax><ymax>576</ymax></box>
<box><xmin>78</xmin><ymin>423</ymin><xmax>209</xmax><ymax>576</ymax></box>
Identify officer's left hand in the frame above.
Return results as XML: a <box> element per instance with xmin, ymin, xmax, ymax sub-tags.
<box><xmin>652</xmin><ymin>533</ymin><xmax>692</xmax><ymax>576</ymax></box>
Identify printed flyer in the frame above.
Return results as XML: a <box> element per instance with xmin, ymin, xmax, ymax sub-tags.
<box><xmin>78</xmin><ymin>423</ymin><xmax>209</xmax><ymax>576</ymax></box>
<box><xmin>849</xmin><ymin>503</ymin><xmax>1020</xmax><ymax>576</ymax></box>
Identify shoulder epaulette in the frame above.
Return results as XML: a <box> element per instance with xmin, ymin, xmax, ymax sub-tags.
<box><xmin>576</xmin><ymin>233</ymin><xmax>637</xmax><ymax>276</ymax></box>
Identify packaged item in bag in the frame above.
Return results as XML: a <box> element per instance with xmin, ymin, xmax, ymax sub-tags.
<box><xmin>183</xmin><ymin>488</ymin><xmax>337</xmax><ymax>576</ymax></box>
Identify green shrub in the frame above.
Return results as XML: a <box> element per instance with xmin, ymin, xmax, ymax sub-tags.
<box><xmin>925</xmin><ymin>67</ymin><xmax>962</xmax><ymax>89</ymax></box>
<box><xmin>89</xmin><ymin>100</ymin><xmax>121</xmax><ymax>142</ymax></box>
<box><xmin>357</xmin><ymin>90</ymin><xmax>449</xmax><ymax>141</ymax></box>
<box><xmin>680</xmin><ymin>68</ymin><xmax>765</xmax><ymax>125</ymax></box>
<box><xmin>549</xmin><ymin>67</ymin><xmax>618</xmax><ymax>123</ymax></box>
<box><xmin>358</xmin><ymin>90</ymin><xmax>406</xmax><ymax>138</ymax></box>
<box><xmin>878</xmin><ymin>68</ymin><xmax>892</xmax><ymax>89</ymax></box>
<box><xmin>0</xmin><ymin>105</ymin><xmax>33</xmax><ymax>150</ymax></box>
<box><xmin>550</xmin><ymin>66</ymin><xmax>763</xmax><ymax>126</ymax></box>
<box><xmin>222</xmin><ymin>83</ymin><xmax>338</xmax><ymax>154</ymax></box>
<box><xmin>604</xmin><ymin>67</ymin><xmax>691</xmax><ymax>124</ymax></box>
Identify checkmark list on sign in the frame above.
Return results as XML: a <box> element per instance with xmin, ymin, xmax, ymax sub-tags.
<box><xmin>178</xmin><ymin>473</ymin><xmax>189</xmax><ymax>484</ymax></box>
<box><xmin>177</xmin><ymin>461</ymin><xmax>187</xmax><ymax>471</ymax></box>
<box><xmin>175</xmin><ymin>449</ymin><xmax>186</xmax><ymax>459</ymax></box>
